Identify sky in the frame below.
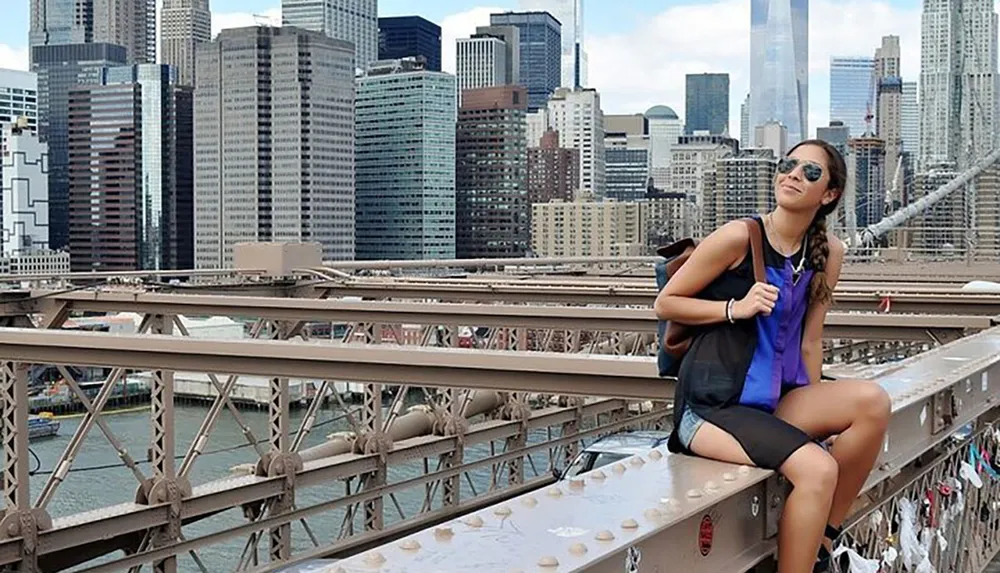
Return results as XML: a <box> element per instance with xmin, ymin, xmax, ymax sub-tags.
<box><xmin>0</xmin><ymin>0</ymin><xmax>982</xmax><ymax>137</ymax></box>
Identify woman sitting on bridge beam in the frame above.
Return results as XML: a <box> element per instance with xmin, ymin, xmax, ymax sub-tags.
<box><xmin>654</xmin><ymin>139</ymin><xmax>891</xmax><ymax>573</ymax></box>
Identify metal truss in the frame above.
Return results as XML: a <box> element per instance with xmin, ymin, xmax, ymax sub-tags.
<box><xmin>0</xmin><ymin>319</ymin><xmax>674</xmax><ymax>571</ymax></box>
<box><xmin>288</xmin><ymin>277</ymin><xmax>1000</xmax><ymax>315</ymax></box>
<box><xmin>0</xmin><ymin>256</ymin><xmax>997</xmax><ymax>286</ymax></box>
<box><xmin>13</xmin><ymin>291</ymin><xmax>995</xmax><ymax>344</ymax></box>
<box><xmin>0</xmin><ymin>265</ymin><xmax>993</xmax><ymax>571</ymax></box>
<box><xmin>0</xmin><ymin>328</ymin><xmax>670</xmax><ymax>401</ymax></box>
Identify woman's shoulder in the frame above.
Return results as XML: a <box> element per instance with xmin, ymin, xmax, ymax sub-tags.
<box><xmin>705</xmin><ymin>219</ymin><xmax>753</xmax><ymax>251</ymax></box>
<box><xmin>826</xmin><ymin>231</ymin><xmax>845</xmax><ymax>260</ymax></box>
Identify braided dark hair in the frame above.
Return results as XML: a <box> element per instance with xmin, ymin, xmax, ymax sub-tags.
<box><xmin>785</xmin><ymin>139</ymin><xmax>846</xmax><ymax>306</ymax></box>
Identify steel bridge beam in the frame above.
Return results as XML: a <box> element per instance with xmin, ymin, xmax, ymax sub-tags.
<box><xmin>333</xmin><ymin>326</ymin><xmax>1000</xmax><ymax>572</ymax></box>
<box><xmin>298</xmin><ymin>279</ymin><xmax>1000</xmax><ymax>313</ymax></box>
<box><xmin>0</xmin><ymin>328</ymin><xmax>670</xmax><ymax>401</ymax></box>
<box><xmin>20</xmin><ymin>291</ymin><xmax>995</xmax><ymax>341</ymax></box>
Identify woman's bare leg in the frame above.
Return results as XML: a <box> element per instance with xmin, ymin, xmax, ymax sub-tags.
<box><xmin>775</xmin><ymin>380</ymin><xmax>891</xmax><ymax>536</ymax></box>
<box><xmin>689</xmin><ymin>424</ymin><xmax>838</xmax><ymax>573</ymax></box>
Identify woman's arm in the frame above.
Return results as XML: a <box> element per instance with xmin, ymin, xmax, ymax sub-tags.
<box><xmin>801</xmin><ymin>233</ymin><xmax>846</xmax><ymax>384</ymax></box>
<box><xmin>654</xmin><ymin>220</ymin><xmax>772</xmax><ymax>326</ymax></box>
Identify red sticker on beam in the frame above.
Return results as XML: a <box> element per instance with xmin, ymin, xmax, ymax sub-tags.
<box><xmin>699</xmin><ymin>514</ymin><xmax>713</xmax><ymax>556</ymax></box>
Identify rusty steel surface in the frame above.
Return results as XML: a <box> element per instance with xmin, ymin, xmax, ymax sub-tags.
<box><xmin>333</xmin><ymin>326</ymin><xmax>1000</xmax><ymax>572</ymax></box>
<box><xmin>19</xmin><ymin>291</ymin><xmax>994</xmax><ymax>342</ymax></box>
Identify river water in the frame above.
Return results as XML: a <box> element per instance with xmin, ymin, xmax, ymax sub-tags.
<box><xmin>29</xmin><ymin>396</ymin><xmax>563</xmax><ymax>572</ymax></box>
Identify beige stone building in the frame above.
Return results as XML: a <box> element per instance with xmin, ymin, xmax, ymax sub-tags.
<box><xmin>531</xmin><ymin>199</ymin><xmax>648</xmax><ymax>257</ymax></box>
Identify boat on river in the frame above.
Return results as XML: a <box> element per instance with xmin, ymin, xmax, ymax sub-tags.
<box><xmin>28</xmin><ymin>412</ymin><xmax>60</xmax><ymax>440</ymax></box>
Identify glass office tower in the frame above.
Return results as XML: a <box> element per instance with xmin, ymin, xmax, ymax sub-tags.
<box><xmin>749</xmin><ymin>0</ymin><xmax>808</xmax><ymax>145</ymax></box>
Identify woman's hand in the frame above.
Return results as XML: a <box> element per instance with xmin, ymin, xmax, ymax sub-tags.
<box><xmin>733</xmin><ymin>282</ymin><xmax>780</xmax><ymax>319</ymax></box>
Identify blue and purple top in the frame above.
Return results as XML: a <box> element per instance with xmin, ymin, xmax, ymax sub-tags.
<box><xmin>671</xmin><ymin>216</ymin><xmax>816</xmax><ymax>416</ymax></box>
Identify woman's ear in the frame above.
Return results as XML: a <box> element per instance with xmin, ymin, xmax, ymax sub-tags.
<box><xmin>821</xmin><ymin>188</ymin><xmax>840</xmax><ymax>206</ymax></box>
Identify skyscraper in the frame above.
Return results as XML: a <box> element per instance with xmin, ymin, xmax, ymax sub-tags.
<box><xmin>194</xmin><ymin>26</ymin><xmax>356</xmax><ymax>268</ymax></box>
<box><xmin>475</xmin><ymin>26</ymin><xmax>520</xmax><ymax>85</ymax></box>
<box><xmin>2</xmin><ymin>119</ymin><xmax>50</xmax><ymax>256</ymax></box>
<box><xmin>29</xmin><ymin>0</ymin><xmax>154</xmax><ymax>64</ymax></box>
<box><xmin>875</xmin><ymin>36</ymin><xmax>903</xmax><ymax>201</ymax></box>
<box><xmin>547</xmin><ymin>88</ymin><xmax>605</xmax><ymax>197</ymax></box>
<box><xmin>901</xmin><ymin>81</ymin><xmax>919</xmax><ymax>155</ymax></box>
<box><xmin>68</xmin><ymin>64</ymin><xmax>187</xmax><ymax>271</ymax></box>
<box><xmin>749</xmin><ymin>0</ymin><xmax>808</xmax><ymax>145</ymax></box>
<box><xmin>32</xmin><ymin>42</ymin><xmax>128</xmax><ymax>250</ymax></box>
<box><xmin>93</xmin><ymin>0</ymin><xmax>155</xmax><ymax>63</ymax></box>
<box><xmin>489</xmin><ymin>11</ymin><xmax>562</xmax><ymax>111</ymax></box>
<box><xmin>456</xmin><ymin>29</ymin><xmax>517</xmax><ymax>93</ymax></box>
<box><xmin>829</xmin><ymin>57</ymin><xmax>875</xmax><ymax>137</ymax></box>
<box><xmin>740</xmin><ymin>93</ymin><xmax>750</xmax><ymax>146</ymax></box>
<box><xmin>456</xmin><ymin>86</ymin><xmax>529</xmax><ymax>258</ymax></box>
<box><xmin>160</xmin><ymin>0</ymin><xmax>212</xmax><ymax>87</ymax></box>
<box><xmin>527</xmin><ymin>129</ymin><xmax>578</xmax><ymax>203</ymax></box>
<box><xmin>685</xmin><ymin>73</ymin><xmax>730</xmax><ymax>135</ymax></box>
<box><xmin>646</xmin><ymin>105</ymin><xmax>684</xmax><ymax>190</ymax></box>
<box><xmin>817</xmin><ymin>121</ymin><xmax>850</xmax><ymax>158</ymax></box>
<box><xmin>519</xmin><ymin>0</ymin><xmax>585</xmax><ymax>88</ymax></box>
<box><xmin>848</xmin><ymin>136</ymin><xmax>887</xmax><ymax>228</ymax></box>
<box><xmin>355</xmin><ymin>58</ymin><xmax>456</xmax><ymax>260</ymax></box>
<box><xmin>919</xmin><ymin>0</ymin><xmax>998</xmax><ymax>167</ymax></box>
<box><xmin>0</xmin><ymin>70</ymin><xmax>39</xmax><ymax>140</ymax></box>
<box><xmin>29</xmin><ymin>0</ymin><xmax>93</xmax><ymax>54</ymax></box>
<box><xmin>282</xmin><ymin>0</ymin><xmax>379</xmax><ymax>71</ymax></box>
<box><xmin>378</xmin><ymin>16</ymin><xmax>442</xmax><ymax>72</ymax></box>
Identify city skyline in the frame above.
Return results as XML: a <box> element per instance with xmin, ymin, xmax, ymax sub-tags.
<box><xmin>0</xmin><ymin>0</ymin><xmax>993</xmax><ymax>138</ymax></box>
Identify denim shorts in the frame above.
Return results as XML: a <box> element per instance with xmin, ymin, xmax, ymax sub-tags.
<box><xmin>677</xmin><ymin>405</ymin><xmax>706</xmax><ymax>449</ymax></box>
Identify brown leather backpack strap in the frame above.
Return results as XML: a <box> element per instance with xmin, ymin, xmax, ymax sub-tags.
<box><xmin>743</xmin><ymin>218</ymin><xmax>767</xmax><ymax>284</ymax></box>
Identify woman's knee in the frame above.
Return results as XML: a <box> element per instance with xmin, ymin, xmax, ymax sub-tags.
<box><xmin>853</xmin><ymin>380</ymin><xmax>892</xmax><ymax>426</ymax></box>
<box><xmin>780</xmin><ymin>444</ymin><xmax>839</xmax><ymax>495</ymax></box>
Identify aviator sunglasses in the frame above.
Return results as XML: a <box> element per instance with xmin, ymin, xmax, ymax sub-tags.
<box><xmin>777</xmin><ymin>157</ymin><xmax>823</xmax><ymax>183</ymax></box>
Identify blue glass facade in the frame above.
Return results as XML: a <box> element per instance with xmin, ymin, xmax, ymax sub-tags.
<box><xmin>32</xmin><ymin>42</ymin><xmax>127</xmax><ymax>250</ymax></box>
<box><xmin>749</xmin><ymin>0</ymin><xmax>808</xmax><ymax>145</ymax></box>
<box><xmin>102</xmin><ymin>64</ymin><xmax>178</xmax><ymax>270</ymax></box>
<box><xmin>489</xmin><ymin>11</ymin><xmax>561</xmax><ymax>111</ymax></box>
<box><xmin>829</xmin><ymin>57</ymin><xmax>874</xmax><ymax>138</ymax></box>
<box><xmin>685</xmin><ymin>73</ymin><xmax>730</xmax><ymax>135</ymax></box>
<box><xmin>378</xmin><ymin>16</ymin><xmax>442</xmax><ymax>72</ymax></box>
<box><xmin>29</xmin><ymin>0</ymin><xmax>93</xmax><ymax>54</ymax></box>
<box><xmin>356</xmin><ymin>67</ymin><xmax>456</xmax><ymax>260</ymax></box>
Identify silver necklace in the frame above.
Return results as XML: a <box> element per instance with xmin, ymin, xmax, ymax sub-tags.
<box><xmin>765</xmin><ymin>214</ymin><xmax>807</xmax><ymax>275</ymax></box>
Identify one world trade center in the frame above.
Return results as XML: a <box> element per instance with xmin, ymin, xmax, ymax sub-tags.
<box><xmin>749</xmin><ymin>0</ymin><xmax>808</xmax><ymax>146</ymax></box>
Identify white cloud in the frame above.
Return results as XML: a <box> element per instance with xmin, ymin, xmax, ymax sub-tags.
<box><xmin>584</xmin><ymin>0</ymin><xmax>921</xmax><ymax>138</ymax></box>
<box><xmin>212</xmin><ymin>7</ymin><xmax>282</xmax><ymax>38</ymax></box>
<box><xmin>185</xmin><ymin>0</ymin><xmax>947</xmax><ymax>141</ymax></box>
<box><xmin>440</xmin><ymin>6</ymin><xmax>506</xmax><ymax>74</ymax></box>
<box><xmin>0</xmin><ymin>44</ymin><xmax>29</xmax><ymax>71</ymax></box>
